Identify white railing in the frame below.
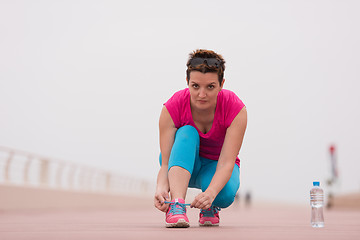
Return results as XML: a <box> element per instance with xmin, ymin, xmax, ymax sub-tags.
<box><xmin>0</xmin><ymin>146</ymin><xmax>154</xmax><ymax>197</ymax></box>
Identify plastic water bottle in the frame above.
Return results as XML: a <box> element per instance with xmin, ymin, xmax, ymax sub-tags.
<box><xmin>310</xmin><ymin>181</ymin><xmax>324</xmax><ymax>228</ymax></box>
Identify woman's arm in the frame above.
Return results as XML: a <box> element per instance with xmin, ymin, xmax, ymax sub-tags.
<box><xmin>191</xmin><ymin>107</ymin><xmax>247</xmax><ymax>209</ymax></box>
<box><xmin>154</xmin><ymin>106</ymin><xmax>178</xmax><ymax>212</ymax></box>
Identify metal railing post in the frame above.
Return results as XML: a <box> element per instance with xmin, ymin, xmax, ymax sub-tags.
<box><xmin>4</xmin><ymin>152</ymin><xmax>13</xmax><ymax>183</ymax></box>
<box><xmin>39</xmin><ymin>158</ymin><xmax>49</xmax><ymax>186</ymax></box>
<box><xmin>23</xmin><ymin>156</ymin><xmax>32</xmax><ymax>184</ymax></box>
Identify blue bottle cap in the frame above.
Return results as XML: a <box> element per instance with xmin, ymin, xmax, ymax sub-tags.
<box><xmin>313</xmin><ymin>181</ymin><xmax>320</xmax><ymax>186</ymax></box>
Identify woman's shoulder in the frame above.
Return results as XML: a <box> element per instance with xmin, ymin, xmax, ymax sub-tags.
<box><xmin>173</xmin><ymin>88</ymin><xmax>189</xmax><ymax>97</ymax></box>
<box><xmin>164</xmin><ymin>88</ymin><xmax>189</xmax><ymax>107</ymax></box>
<box><xmin>164</xmin><ymin>88</ymin><xmax>189</xmax><ymax>128</ymax></box>
<box><xmin>219</xmin><ymin>89</ymin><xmax>244</xmax><ymax>104</ymax></box>
<box><xmin>218</xmin><ymin>89</ymin><xmax>245</xmax><ymax>127</ymax></box>
<box><xmin>166</xmin><ymin>88</ymin><xmax>189</xmax><ymax>103</ymax></box>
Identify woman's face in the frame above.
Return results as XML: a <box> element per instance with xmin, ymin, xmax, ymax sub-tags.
<box><xmin>187</xmin><ymin>71</ymin><xmax>224</xmax><ymax>112</ymax></box>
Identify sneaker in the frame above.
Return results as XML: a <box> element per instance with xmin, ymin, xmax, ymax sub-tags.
<box><xmin>199</xmin><ymin>206</ymin><xmax>221</xmax><ymax>226</ymax></box>
<box><xmin>165</xmin><ymin>198</ymin><xmax>190</xmax><ymax>228</ymax></box>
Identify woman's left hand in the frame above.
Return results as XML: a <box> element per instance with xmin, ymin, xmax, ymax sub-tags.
<box><xmin>190</xmin><ymin>191</ymin><xmax>216</xmax><ymax>209</ymax></box>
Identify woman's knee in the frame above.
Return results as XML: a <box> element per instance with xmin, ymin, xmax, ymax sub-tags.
<box><xmin>159</xmin><ymin>125</ymin><xmax>199</xmax><ymax>167</ymax></box>
<box><xmin>166</xmin><ymin>125</ymin><xmax>200</xmax><ymax>174</ymax></box>
<box><xmin>213</xmin><ymin>173</ymin><xmax>240</xmax><ymax>208</ymax></box>
<box><xmin>175</xmin><ymin>125</ymin><xmax>199</xmax><ymax>142</ymax></box>
<box><xmin>213</xmin><ymin>184</ymin><xmax>239</xmax><ymax>208</ymax></box>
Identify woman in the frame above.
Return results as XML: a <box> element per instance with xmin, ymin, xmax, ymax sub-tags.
<box><xmin>154</xmin><ymin>49</ymin><xmax>247</xmax><ymax>228</ymax></box>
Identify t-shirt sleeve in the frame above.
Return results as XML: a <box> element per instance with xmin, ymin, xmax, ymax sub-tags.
<box><xmin>224</xmin><ymin>91</ymin><xmax>245</xmax><ymax>128</ymax></box>
<box><xmin>164</xmin><ymin>92</ymin><xmax>182</xmax><ymax>128</ymax></box>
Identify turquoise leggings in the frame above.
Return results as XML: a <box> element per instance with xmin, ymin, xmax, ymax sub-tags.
<box><xmin>159</xmin><ymin>125</ymin><xmax>240</xmax><ymax>208</ymax></box>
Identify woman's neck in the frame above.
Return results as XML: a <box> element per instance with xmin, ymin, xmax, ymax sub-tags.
<box><xmin>190</xmin><ymin>102</ymin><xmax>216</xmax><ymax>119</ymax></box>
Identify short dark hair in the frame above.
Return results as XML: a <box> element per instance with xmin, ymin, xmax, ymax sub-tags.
<box><xmin>186</xmin><ymin>49</ymin><xmax>226</xmax><ymax>85</ymax></box>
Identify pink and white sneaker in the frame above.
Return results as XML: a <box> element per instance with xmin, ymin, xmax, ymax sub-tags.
<box><xmin>165</xmin><ymin>198</ymin><xmax>190</xmax><ymax>228</ymax></box>
<box><xmin>199</xmin><ymin>206</ymin><xmax>221</xmax><ymax>226</ymax></box>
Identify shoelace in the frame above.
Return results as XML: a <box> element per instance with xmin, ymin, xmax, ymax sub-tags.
<box><xmin>164</xmin><ymin>201</ymin><xmax>190</xmax><ymax>215</ymax></box>
<box><xmin>200</xmin><ymin>206</ymin><xmax>221</xmax><ymax>217</ymax></box>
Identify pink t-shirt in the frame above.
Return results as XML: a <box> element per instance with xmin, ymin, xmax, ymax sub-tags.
<box><xmin>164</xmin><ymin>88</ymin><xmax>245</xmax><ymax>167</ymax></box>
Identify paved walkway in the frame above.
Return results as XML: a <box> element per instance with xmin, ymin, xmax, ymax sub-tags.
<box><xmin>1</xmin><ymin>203</ymin><xmax>359</xmax><ymax>240</ymax></box>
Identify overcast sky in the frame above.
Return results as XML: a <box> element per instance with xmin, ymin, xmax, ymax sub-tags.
<box><xmin>1</xmin><ymin>0</ymin><xmax>359</xmax><ymax>204</ymax></box>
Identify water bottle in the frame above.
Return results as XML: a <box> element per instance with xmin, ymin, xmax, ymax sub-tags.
<box><xmin>310</xmin><ymin>181</ymin><xmax>324</xmax><ymax>228</ymax></box>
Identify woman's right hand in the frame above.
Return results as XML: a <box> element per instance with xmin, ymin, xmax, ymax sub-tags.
<box><xmin>154</xmin><ymin>188</ymin><xmax>170</xmax><ymax>212</ymax></box>
<box><xmin>155</xmin><ymin>106</ymin><xmax>176</xmax><ymax>213</ymax></box>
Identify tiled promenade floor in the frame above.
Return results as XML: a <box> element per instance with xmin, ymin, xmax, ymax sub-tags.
<box><xmin>1</xmin><ymin>203</ymin><xmax>359</xmax><ymax>240</ymax></box>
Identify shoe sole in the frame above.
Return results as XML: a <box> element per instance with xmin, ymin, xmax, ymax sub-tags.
<box><xmin>166</xmin><ymin>219</ymin><xmax>190</xmax><ymax>228</ymax></box>
<box><xmin>199</xmin><ymin>221</ymin><xmax>219</xmax><ymax>226</ymax></box>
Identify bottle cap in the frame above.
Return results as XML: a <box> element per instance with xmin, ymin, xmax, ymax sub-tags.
<box><xmin>313</xmin><ymin>181</ymin><xmax>320</xmax><ymax>186</ymax></box>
